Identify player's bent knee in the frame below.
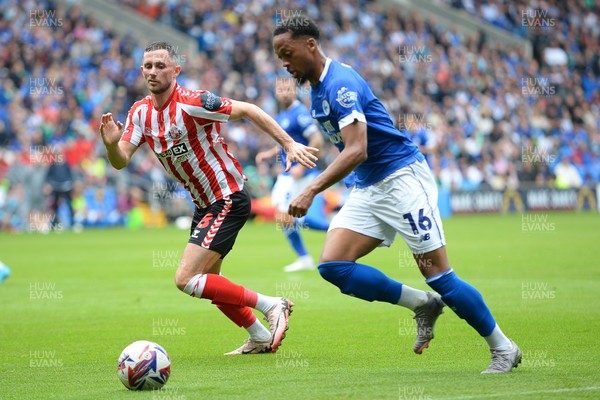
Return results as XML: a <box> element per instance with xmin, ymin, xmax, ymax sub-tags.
<box><xmin>174</xmin><ymin>271</ymin><xmax>191</xmax><ymax>291</ymax></box>
<box><xmin>318</xmin><ymin>261</ymin><xmax>354</xmax><ymax>289</ymax></box>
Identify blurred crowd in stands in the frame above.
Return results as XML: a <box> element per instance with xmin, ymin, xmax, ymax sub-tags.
<box><xmin>0</xmin><ymin>0</ymin><xmax>598</xmax><ymax>232</ymax></box>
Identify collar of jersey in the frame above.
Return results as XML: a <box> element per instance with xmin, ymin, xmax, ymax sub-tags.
<box><xmin>152</xmin><ymin>82</ymin><xmax>179</xmax><ymax>112</ymax></box>
<box><xmin>317</xmin><ymin>58</ymin><xmax>332</xmax><ymax>84</ymax></box>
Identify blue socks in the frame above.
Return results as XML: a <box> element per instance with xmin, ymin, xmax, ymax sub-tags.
<box><xmin>318</xmin><ymin>261</ymin><xmax>402</xmax><ymax>304</ymax></box>
<box><xmin>302</xmin><ymin>215</ymin><xmax>330</xmax><ymax>231</ymax></box>
<box><xmin>317</xmin><ymin>261</ymin><xmax>498</xmax><ymax>339</ymax></box>
<box><xmin>426</xmin><ymin>269</ymin><xmax>496</xmax><ymax>337</ymax></box>
<box><xmin>284</xmin><ymin>225</ymin><xmax>308</xmax><ymax>257</ymax></box>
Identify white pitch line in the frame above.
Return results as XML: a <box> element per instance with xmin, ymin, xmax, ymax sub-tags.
<box><xmin>439</xmin><ymin>386</ymin><xmax>600</xmax><ymax>399</ymax></box>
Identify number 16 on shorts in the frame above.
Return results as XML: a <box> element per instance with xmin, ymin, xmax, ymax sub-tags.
<box><xmin>403</xmin><ymin>208</ymin><xmax>431</xmax><ymax>242</ymax></box>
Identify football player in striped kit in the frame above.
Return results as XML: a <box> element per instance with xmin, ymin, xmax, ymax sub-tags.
<box><xmin>99</xmin><ymin>42</ymin><xmax>318</xmax><ymax>355</ymax></box>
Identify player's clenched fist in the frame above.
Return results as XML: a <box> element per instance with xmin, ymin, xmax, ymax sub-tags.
<box><xmin>99</xmin><ymin>113</ymin><xmax>124</xmax><ymax>147</ymax></box>
<box><xmin>288</xmin><ymin>189</ymin><xmax>315</xmax><ymax>218</ymax></box>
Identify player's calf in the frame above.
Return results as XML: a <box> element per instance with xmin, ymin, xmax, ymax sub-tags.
<box><xmin>318</xmin><ymin>261</ymin><xmax>402</xmax><ymax>303</ymax></box>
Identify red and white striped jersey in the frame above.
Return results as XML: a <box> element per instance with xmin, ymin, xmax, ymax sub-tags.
<box><xmin>121</xmin><ymin>83</ymin><xmax>245</xmax><ymax>209</ymax></box>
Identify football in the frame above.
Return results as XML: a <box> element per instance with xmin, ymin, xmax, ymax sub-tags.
<box><xmin>117</xmin><ymin>340</ymin><xmax>171</xmax><ymax>391</ymax></box>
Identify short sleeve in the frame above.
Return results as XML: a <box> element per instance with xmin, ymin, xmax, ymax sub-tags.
<box><xmin>121</xmin><ymin>107</ymin><xmax>145</xmax><ymax>146</ymax></box>
<box><xmin>328</xmin><ymin>79</ymin><xmax>367</xmax><ymax>130</ymax></box>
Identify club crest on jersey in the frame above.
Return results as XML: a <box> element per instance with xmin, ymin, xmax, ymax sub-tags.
<box><xmin>167</xmin><ymin>125</ymin><xmax>186</xmax><ymax>141</ymax></box>
<box><xmin>157</xmin><ymin>142</ymin><xmax>190</xmax><ymax>160</ymax></box>
<box><xmin>322</xmin><ymin>100</ymin><xmax>330</xmax><ymax>116</ymax></box>
<box><xmin>335</xmin><ymin>87</ymin><xmax>358</xmax><ymax>108</ymax></box>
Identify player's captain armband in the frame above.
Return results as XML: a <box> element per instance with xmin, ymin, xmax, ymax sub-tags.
<box><xmin>200</xmin><ymin>91</ymin><xmax>223</xmax><ymax>111</ymax></box>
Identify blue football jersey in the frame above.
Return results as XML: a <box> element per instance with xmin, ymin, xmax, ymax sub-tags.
<box><xmin>276</xmin><ymin>100</ymin><xmax>319</xmax><ymax>176</ymax></box>
<box><xmin>310</xmin><ymin>58</ymin><xmax>423</xmax><ymax>188</ymax></box>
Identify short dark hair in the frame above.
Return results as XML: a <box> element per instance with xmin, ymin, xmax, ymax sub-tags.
<box><xmin>144</xmin><ymin>41</ymin><xmax>178</xmax><ymax>60</ymax></box>
<box><xmin>273</xmin><ymin>16</ymin><xmax>320</xmax><ymax>40</ymax></box>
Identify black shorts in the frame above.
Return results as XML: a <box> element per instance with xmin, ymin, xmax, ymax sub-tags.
<box><xmin>188</xmin><ymin>186</ymin><xmax>251</xmax><ymax>258</ymax></box>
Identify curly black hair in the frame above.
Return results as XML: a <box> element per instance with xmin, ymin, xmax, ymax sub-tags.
<box><xmin>272</xmin><ymin>15</ymin><xmax>320</xmax><ymax>40</ymax></box>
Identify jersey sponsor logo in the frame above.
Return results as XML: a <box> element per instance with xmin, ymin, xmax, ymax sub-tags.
<box><xmin>321</xmin><ymin>120</ymin><xmax>342</xmax><ymax>144</ymax></box>
<box><xmin>335</xmin><ymin>87</ymin><xmax>358</xmax><ymax>108</ymax></box>
<box><xmin>157</xmin><ymin>142</ymin><xmax>190</xmax><ymax>159</ymax></box>
<box><xmin>322</xmin><ymin>100</ymin><xmax>330</xmax><ymax>116</ymax></box>
<box><xmin>201</xmin><ymin>91</ymin><xmax>222</xmax><ymax>111</ymax></box>
<box><xmin>327</xmin><ymin>131</ymin><xmax>343</xmax><ymax>144</ymax></box>
<box><xmin>321</xmin><ymin>120</ymin><xmax>337</xmax><ymax>133</ymax></box>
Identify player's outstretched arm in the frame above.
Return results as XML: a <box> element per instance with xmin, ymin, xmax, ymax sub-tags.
<box><xmin>99</xmin><ymin>113</ymin><xmax>138</xmax><ymax>170</ymax></box>
<box><xmin>288</xmin><ymin>120</ymin><xmax>367</xmax><ymax>218</ymax></box>
<box><xmin>229</xmin><ymin>100</ymin><xmax>318</xmax><ymax>170</ymax></box>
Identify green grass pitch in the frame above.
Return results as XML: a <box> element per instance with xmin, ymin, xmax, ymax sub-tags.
<box><xmin>1</xmin><ymin>212</ymin><xmax>599</xmax><ymax>399</ymax></box>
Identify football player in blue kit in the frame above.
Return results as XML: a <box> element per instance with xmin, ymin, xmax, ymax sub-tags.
<box><xmin>256</xmin><ymin>77</ymin><xmax>329</xmax><ymax>272</ymax></box>
<box><xmin>272</xmin><ymin>16</ymin><xmax>521</xmax><ymax>373</ymax></box>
